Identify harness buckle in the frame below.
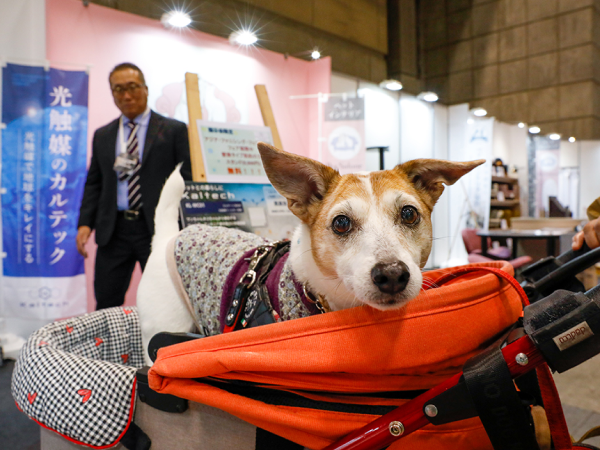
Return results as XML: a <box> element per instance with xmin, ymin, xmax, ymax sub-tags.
<box><xmin>240</xmin><ymin>243</ymin><xmax>280</xmax><ymax>288</ymax></box>
<box><xmin>239</xmin><ymin>270</ymin><xmax>257</xmax><ymax>287</ymax></box>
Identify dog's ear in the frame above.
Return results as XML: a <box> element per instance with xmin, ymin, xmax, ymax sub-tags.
<box><xmin>257</xmin><ymin>142</ymin><xmax>340</xmax><ymax>222</ymax></box>
<box><xmin>396</xmin><ymin>158</ymin><xmax>485</xmax><ymax>206</ymax></box>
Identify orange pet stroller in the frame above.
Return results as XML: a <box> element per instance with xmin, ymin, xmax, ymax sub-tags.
<box><xmin>144</xmin><ymin>243</ymin><xmax>600</xmax><ymax>450</ymax></box>
<box><xmin>13</xmin><ymin>245</ymin><xmax>600</xmax><ymax>450</ymax></box>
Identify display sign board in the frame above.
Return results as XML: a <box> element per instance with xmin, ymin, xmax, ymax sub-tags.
<box><xmin>196</xmin><ymin>120</ymin><xmax>273</xmax><ymax>184</ymax></box>
<box><xmin>530</xmin><ymin>136</ymin><xmax>560</xmax><ymax>218</ymax></box>
<box><xmin>180</xmin><ymin>181</ymin><xmax>300</xmax><ymax>240</ymax></box>
<box><xmin>322</xmin><ymin>97</ymin><xmax>366</xmax><ymax>174</ymax></box>
<box><xmin>464</xmin><ymin>118</ymin><xmax>493</xmax><ymax>230</ymax></box>
<box><xmin>1</xmin><ymin>63</ymin><xmax>88</xmax><ymax>319</ymax></box>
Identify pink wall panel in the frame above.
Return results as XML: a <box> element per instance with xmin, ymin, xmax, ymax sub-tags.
<box><xmin>46</xmin><ymin>0</ymin><xmax>330</xmax><ymax>312</ymax></box>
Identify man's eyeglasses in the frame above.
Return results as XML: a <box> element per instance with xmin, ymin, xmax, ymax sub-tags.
<box><xmin>111</xmin><ymin>83</ymin><xmax>144</xmax><ymax>95</ymax></box>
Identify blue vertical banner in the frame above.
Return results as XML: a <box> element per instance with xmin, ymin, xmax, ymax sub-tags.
<box><xmin>1</xmin><ymin>63</ymin><xmax>88</xmax><ymax>319</ymax></box>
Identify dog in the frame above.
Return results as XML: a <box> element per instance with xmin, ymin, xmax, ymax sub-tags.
<box><xmin>137</xmin><ymin>142</ymin><xmax>484</xmax><ymax>364</ymax></box>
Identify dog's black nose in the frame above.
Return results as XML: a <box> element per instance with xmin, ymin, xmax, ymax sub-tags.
<box><xmin>371</xmin><ymin>262</ymin><xmax>410</xmax><ymax>294</ymax></box>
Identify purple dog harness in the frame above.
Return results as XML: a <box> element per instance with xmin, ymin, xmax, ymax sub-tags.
<box><xmin>166</xmin><ymin>224</ymin><xmax>320</xmax><ymax>336</ymax></box>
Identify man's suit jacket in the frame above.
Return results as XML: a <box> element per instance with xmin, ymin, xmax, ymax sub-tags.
<box><xmin>78</xmin><ymin>111</ymin><xmax>192</xmax><ymax>247</ymax></box>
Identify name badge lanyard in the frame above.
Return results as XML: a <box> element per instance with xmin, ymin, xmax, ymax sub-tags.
<box><xmin>115</xmin><ymin>108</ymin><xmax>150</xmax><ymax>175</ymax></box>
<box><xmin>118</xmin><ymin>107</ymin><xmax>150</xmax><ymax>157</ymax></box>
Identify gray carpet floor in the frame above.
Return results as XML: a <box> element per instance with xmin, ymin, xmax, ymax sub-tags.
<box><xmin>1</xmin><ymin>359</ymin><xmax>40</xmax><ymax>450</ymax></box>
<box><xmin>553</xmin><ymin>353</ymin><xmax>600</xmax><ymax>447</ymax></box>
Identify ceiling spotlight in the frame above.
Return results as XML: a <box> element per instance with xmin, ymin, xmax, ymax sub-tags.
<box><xmin>569</xmin><ymin>136</ymin><xmax>576</xmax><ymax>143</ymax></box>
<box><xmin>379</xmin><ymin>79</ymin><xmax>403</xmax><ymax>91</ymax></box>
<box><xmin>311</xmin><ymin>49</ymin><xmax>321</xmax><ymax>60</ymax></box>
<box><xmin>517</xmin><ymin>122</ymin><xmax>525</xmax><ymax>128</ymax></box>
<box><xmin>472</xmin><ymin>107</ymin><xmax>487</xmax><ymax>117</ymax></box>
<box><xmin>548</xmin><ymin>133</ymin><xmax>561</xmax><ymax>141</ymax></box>
<box><xmin>161</xmin><ymin>10</ymin><xmax>192</xmax><ymax>28</ymax></box>
<box><xmin>418</xmin><ymin>91</ymin><xmax>439</xmax><ymax>102</ymax></box>
<box><xmin>529</xmin><ymin>126</ymin><xmax>541</xmax><ymax>134</ymax></box>
<box><xmin>229</xmin><ymin>29</ymin><xmax>258</xmax><ymax>46</ymax></box>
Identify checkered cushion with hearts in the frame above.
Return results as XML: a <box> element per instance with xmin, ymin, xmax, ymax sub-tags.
<box><xmin>11</xmin><ymin>306</ymin><xmax>143</xmax><ymax>447</ymax></box>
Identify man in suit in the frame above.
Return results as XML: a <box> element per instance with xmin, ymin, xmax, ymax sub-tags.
<box><xmin>76</xmin><ymin>62</ymin><xmax>192</xmax><ymax>309</ymax></box>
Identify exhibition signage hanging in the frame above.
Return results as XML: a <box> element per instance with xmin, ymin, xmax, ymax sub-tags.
<box><xmin>322</xmin><ymin>97</ymin><xmax>366</xmax><ymax>174</ymax></box>
<box><xmin>1</xmin><ymin>63</ymin><xmax>88</xmax><ymax>319</ymax></box>
<box><xmin>464</xmin><ymin>118</ymin><xmax>493</xmax><ymax>230</ymax></box>
<box><xmin>531</xmin><ymin>137</ymin><xmax>560</xmax><ymax>218</ymax></box>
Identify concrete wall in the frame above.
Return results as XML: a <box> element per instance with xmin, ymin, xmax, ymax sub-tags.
<box><xmin>421</xmin><ymin>0</ymin><xmax>600</xmax><ymax>140</ymax></box>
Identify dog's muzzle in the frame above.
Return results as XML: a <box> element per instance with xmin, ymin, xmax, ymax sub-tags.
<box><xmin>371</xmin><ymin>261</ymin><xmax>410</xmax><ymax>294</ymax></box>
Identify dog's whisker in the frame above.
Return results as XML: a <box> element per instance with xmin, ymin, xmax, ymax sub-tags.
<box><xmin>290</xmin><ymin>248</ymin><xmax>314</xmax><ymax>264</ymax></box>
<box><xmin>421</xmin><ymin>280</ymin><xmax>441</xmax><ymax>290</ymax></box>
<box><xmin>333</xmin><ymin>280</ymin><xmax>344</xmax><ymax>295</ymax></box>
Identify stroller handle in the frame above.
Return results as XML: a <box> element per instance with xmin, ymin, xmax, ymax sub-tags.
<box><xmin>522</xmin><ymin>242</ymin><xmax>600</xmax><ymax>301</ymax></box>
<box><xmin>324</xmin><ymin>283</ymin><xmax>600</xmax><ymax>450</ymax></box>
<box><xmin>557</xmin><ymin>241</ymin><xmax>593</xmax><ymax>265</ymax></box>
<box><xmin>587</xmin><ymin>282</ymin><xmax>600</xmax><ymax>303</ymax></box>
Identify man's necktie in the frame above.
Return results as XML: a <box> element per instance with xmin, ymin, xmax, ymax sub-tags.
<box><xmin>120</xmin><ymin>121</ymin><xmax>142</xmax><ymax>210</ymax></box>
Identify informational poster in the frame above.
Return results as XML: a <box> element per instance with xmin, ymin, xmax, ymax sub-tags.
<box><xmin>558</xmin><ymin>167</ymin><xmax>579</xmax><ymax>218</ymax></box>
<box><xmin>464</xmin><ymin>118</ymin><xmax>493</xmax><ymax>230</ymax></box>
<box><xmin>1</xmin><ymin>63</ymin><xmax>88</xmax><ymax>319</ymax></box>
<box><xmin>321</xmin><ymin>97</ymin><xmax>366</xmax><ymax>174</ymax></box>
<box><xmin>536</xmin><ymin>146</ymin><xmax>560</xmax><ymax>218</ymax></box>
<box><xmin>196</xmin><ymin>120</ymin><xmax>273</xmax><ymax>184</ymax></box>
<box><xmin>180</xmin><ymin>182</ymin><xmax>299</xmax><ymax>241</ymax></box>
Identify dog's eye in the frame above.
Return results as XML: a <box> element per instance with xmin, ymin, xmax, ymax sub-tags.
<box><xmin>400</xmin><ymin>206</ymin><xmax>419</xmax><ymax>225</ymax></box>
<box><xmin>332</xmin><ymin>215</ymin><xmax>352</xmax><ymax>235</ymax></box>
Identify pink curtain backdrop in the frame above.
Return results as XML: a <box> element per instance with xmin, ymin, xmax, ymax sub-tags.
<box><xmin>46</xmin><ymin>0</ymin><xmax>331</xmax><ymax>313</ymax></box>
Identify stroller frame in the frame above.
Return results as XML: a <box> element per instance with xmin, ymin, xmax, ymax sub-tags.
<box><xmin>319</xmin><ymin>246</ymin><xmax>600</xmax><ymax>450</ymax></box>
<box><xmin>323</xmin><ymin>326</ymin><xmax>547</xmax><ymax>450</ymax></box>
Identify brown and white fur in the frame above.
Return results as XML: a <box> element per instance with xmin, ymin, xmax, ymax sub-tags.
<box><xmin>137</xmin><ymin>142</ymin><xmax>483</xmax><ymax>364</ymax></box>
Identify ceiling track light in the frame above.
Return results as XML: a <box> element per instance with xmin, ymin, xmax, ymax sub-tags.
<box><xmin>471</xmin><ymin>107</ymin><xmax>487</xmax><ymax>117</ymax></box>
<box><xmin>161</xmin><ymin>10</ymin><xmax>192</xmax><ymax>28</ymax></box>
<box><xmin>548</xmin><ymin>133</ymin><xmax>561</xmax><ymax>141</ymax></box>
<box><xmin>229</xmin><ymin>29</ymin><xmax>258</xmax><ymax>46</ymax></box>
<box><xmin>529</xmin><ymin>126</ymin><xmax>541</xmax><ymax>134</ymax></box>
<box><xmin>568</xmin><ymin>136</ymin><xmax>576</xmax><ymax>143</ymax></box>
<box><xmin>379</xmin><ymin>79</ymin><xmax>403</xmax><ymax>91</ymax></box>
<box><xmin>517</xmin><ymin>122</ymin><xmax>525</xmax><ymax>128</ymax></box>
<box><xmin>310</xmin><ymin>49</ymin><xmax>321</xmax><ymax>60</ymax></box>
<box><xmin>418</xmin><ymin>91</ymin><xmax>438</xmax><ymax>102</ymax></box>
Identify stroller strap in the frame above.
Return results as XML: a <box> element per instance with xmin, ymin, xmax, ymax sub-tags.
<box><xmin>463</xmin><ymin>344</ymin><xmax>540</xmax><ymax>450</ymax></box>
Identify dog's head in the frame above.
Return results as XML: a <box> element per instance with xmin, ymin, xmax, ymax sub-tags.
<box><xmin>257</xmin><ymin>142</ymin><xmax>484</xmax><ymax>311</ymax></box>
